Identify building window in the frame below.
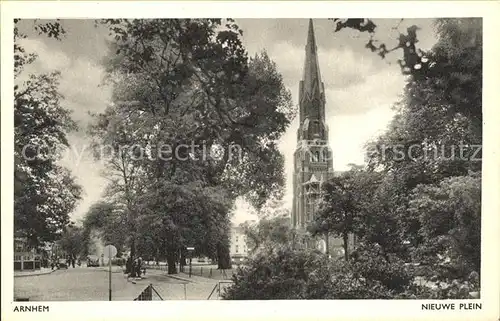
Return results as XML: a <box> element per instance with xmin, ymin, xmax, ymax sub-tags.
<box><xmin>235</xmin><ymin>245</ymin><xmax>239</xmax><ymax>253</ymax></box>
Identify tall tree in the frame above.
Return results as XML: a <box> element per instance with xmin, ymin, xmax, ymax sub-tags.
<box><xmin>14</xmin><ymin>19</ymin><xmax>82</xmax><ymax>247</ymax></box>
<box><xmin>81</xmin><ymin>201</ymin><xmax>127</xmax><ymax>257</ymax></box>
<box><xmin>310</xmin><ymin>166</ymin><xmax>383</xmax><ymax>261</ymax></box>
<box><xmin>91</xmin><ymin>19</ymin><xmax>294</xmax><ymax>272</ymax></box>
<box><xmin>89</xmin><ymin>106</ymin><xmax>148</xmax><ymax>258</ymax></box>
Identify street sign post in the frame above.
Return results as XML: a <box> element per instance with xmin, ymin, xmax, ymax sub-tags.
<box><xmin>104</xmin><ymin>245</ymin><xmax>117</xmax><ymax>301</ymax></box>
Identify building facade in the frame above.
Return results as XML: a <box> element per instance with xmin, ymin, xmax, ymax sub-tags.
<box><xmin>14</xmin><ymin>238</ymin><xmax>41</xmax><ymax>271</ymax></box>
<box><xmin>291</xmin><ymin>19</ymin><xmax>354</xmax><ymax>255</ymax></box>
<box><xmin>229</xmin><ymin>225</ymin><xmax>249</xmax><ymax>261</ymax></box>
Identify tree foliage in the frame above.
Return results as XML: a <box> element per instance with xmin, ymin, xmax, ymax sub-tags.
<box><xmin>223</xmin><ymin>244</ymin><xmax>428</xmax><ymax>300</ymax></box>
<box><xmin>58</xmin><ymin>225</ymin><xmax>84</xmax><ymax>258</ymax></box>
<box><xmin>324</xmin><ymin>18</ymin><xmax>482</xmax><ymax>291</ymax></box>
<box><xmin>81</xmin><ymin>201</ymin><xmax>127</xmax><ymax>257</ymax></box>
<box><xmin>241</xmin><ymin>214</ymin><xmax>292</xmax><ymax>254</ymax></box>
<box><xmin>333</xmin><ymin>18</ymin><xmax>482</xmax><ymax>143</ymax></box>
<box><xmin>14</xmin><ymin>19</ymin><xmax>82</xmax><ymax>247</ymax></box>
<box><xmin>409</xmin><ymin>174</ymin><xmax>481</xmax><ymax>281</ymax></box>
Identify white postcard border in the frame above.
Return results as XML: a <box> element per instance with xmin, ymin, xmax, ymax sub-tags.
<box><xmin>2</xmin><ymin>1</ymin><xmax>499</xmax><ymax>321</ymax></box>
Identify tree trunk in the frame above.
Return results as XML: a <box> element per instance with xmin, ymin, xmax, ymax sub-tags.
<box><xmin>180</xmin><ymin>250</ymin><xmax>187</xmax><ymax>266</ymax></box>
<box><xmin>166</xmin><ymin>250</ymin><xmax>177</xmax><ymax>274</ymax></box>
<box><xmin>343</xmin><ymin>232</ymin><xmax>349</xmax><ymax>261</ymax></box>
<box><xmin>130</xmin><ymin>238</ymin><xmax>136</xmax><ymax>259</ymax></box>
<box><xmin>217</xmin><ymin>242</ymin><xmax>231</xmax><ymax>269</ymax></box>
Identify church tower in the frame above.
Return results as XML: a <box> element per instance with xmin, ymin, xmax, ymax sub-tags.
<box><xmin>292</xmin><ymin>19</ymin><xmax>334</xmax><ymax>234</ymax></box>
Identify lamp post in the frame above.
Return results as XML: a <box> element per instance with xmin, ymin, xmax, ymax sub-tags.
<box><xmin>104</xmin><ymin>244</ymin><xmax>117</xmax><ymax>301</ymax></box>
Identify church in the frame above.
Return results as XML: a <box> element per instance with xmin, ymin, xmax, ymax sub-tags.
<box><xmin>291</xmin><ymin>19</ymin><xmax>355</xmax><ymax>257</ymax></box>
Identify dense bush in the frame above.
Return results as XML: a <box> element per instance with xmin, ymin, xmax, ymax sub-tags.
<box><xmin>222</xmin><ymin>245</ymin><xmax>420</xmax><ymax>300</ymax></box>
<box><xmin>222</xmin><ymin>243</ymin><xmax>481</xmax><ymax>300</ymax></box>
<box><xmin>349</xmin><ymin>244</ymin><xmax>412</xmax><ymax>292</ymax></box>
<box><xmin>222</xmin><ymin>245</ymin><xmax>319</xmax><ymax>299</ymax></box>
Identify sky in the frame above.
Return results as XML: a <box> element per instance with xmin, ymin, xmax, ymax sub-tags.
<box><xmin>17</xmin><ymin>18</ymin><xmax>438</xmax><ymax>225</ymax></box>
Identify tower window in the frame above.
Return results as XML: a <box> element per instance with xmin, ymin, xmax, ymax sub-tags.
<box><xmin>311</xmin><ymin>151</ymin><xmax>320</xmax><ymax>162</ymax></box>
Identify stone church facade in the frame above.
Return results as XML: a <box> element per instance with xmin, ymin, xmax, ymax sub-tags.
<box><xmin>291</xmin><ymin>19</ymin><xmax>354</xmax><ymax>257</ymax></box>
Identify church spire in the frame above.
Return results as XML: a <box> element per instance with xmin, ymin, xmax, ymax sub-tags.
<box><xmin>292</xmin><ymin>19</ymin><xmax>335</xmax><ymax>245</ymax></box>
<box><xmin>298</xmin><ymin>19</ymin><xmax>326</xmax><ymax>132</ymax></box>
<box><xmin>306</xmin><ymin>18</ymin><xmax>317</xmax><ymax>52</ymax></box>
<box><xmin>301</xmin><ymin>19</ymin><xmax>324</xmax><ymax>104</ymax></box>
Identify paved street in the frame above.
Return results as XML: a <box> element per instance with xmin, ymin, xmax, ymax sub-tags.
<box><xmin>14</xmin><ymin>266</ymin><xmax>222</xmax><ymax>301</ymax></box>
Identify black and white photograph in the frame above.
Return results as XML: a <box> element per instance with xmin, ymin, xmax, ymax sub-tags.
<box><xmin>2</xmin><ymin>2</ymin><xmax>499</xmax><ymax>319</ymax></box>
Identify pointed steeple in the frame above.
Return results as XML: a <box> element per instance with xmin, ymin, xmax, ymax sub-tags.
<box><xmin>306</xmin><ymin>19</ymin><xmax>317</xmax><ymax>53</ymax></box>
<box><xmin>301</xmin><ymin>19</ymin><xmax>324</xmax><ymax>105</ymax></box>
<box><xmin>298</xmin><ymin>19</ymin><xmax>325</xmax><ymax>131</ymax></box>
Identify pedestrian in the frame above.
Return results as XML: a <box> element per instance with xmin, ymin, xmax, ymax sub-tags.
<box><xmin>71</xmin><ymin>255</ymin><xmax>76</xmax><ymax>268</ymax></box>
<box><xmin>126</xmin><ymin>258</ymin><xmax>137</xmax><ymax>284</ymax></box>
<box><xmin>133</xmin><ymin>258</ymin><xmax>140</xmax><ymax>279</ymax></box>
<box><xmin>125</xmin><ymin>256</ymin><xmax>132</xmax><ymax>275</ymax></box>
<box><xmin>129</xmin><ymin>258</ymin><xmax>137</xmax><ymax>278</ymax></box>
<box><xmin>137</xmin><ymin>257</ymin><xmax>143</xmax><ymax>279</ymax></box>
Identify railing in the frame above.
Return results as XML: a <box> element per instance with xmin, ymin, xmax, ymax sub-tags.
<box><xmin>143</xmin><ymin>262</ymin><xmax>169</xmax><ymax>272</ymax></box>
<box><xmin>207</xmin><ymin>281</ymin><xmax>234</xmax><ymax>300</ymax></box>
<box><xmin>143</xmin><ymin>262</ymin><xmax>236</xmax><ymax>280</ymax></box>
<box><xmin>181</xmin><ymin>265</ymin><xmax>235</xmax><ymax>280</ymax></box>
<box><xmin>133</xmin><ymin>284</ymin><xmax>164</xmax><ymax>301</ymax></box>
<box><xmin>14</xmin><ymin>252</ymin><xmax>41</xmax><ymax>271</ymax></box>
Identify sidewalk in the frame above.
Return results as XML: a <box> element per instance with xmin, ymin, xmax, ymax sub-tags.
<box><xmin>140</xmin><ymin>269</ymin><xmax>225</xmax><ymax>300</ymax></box>
<box><xmin>170</xmin><ymin>272</ymin><xmax>231</xmax><ymax>300</ymax></box>
<box><xmin>107</xmin><ymin>269</ymin><xmax>217</xmax><ymax>300</ymax></box>
<box><xmin>14</xmin><ymin>268</ymin><xmax>56</xmax><ymax>278</ymax></box>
